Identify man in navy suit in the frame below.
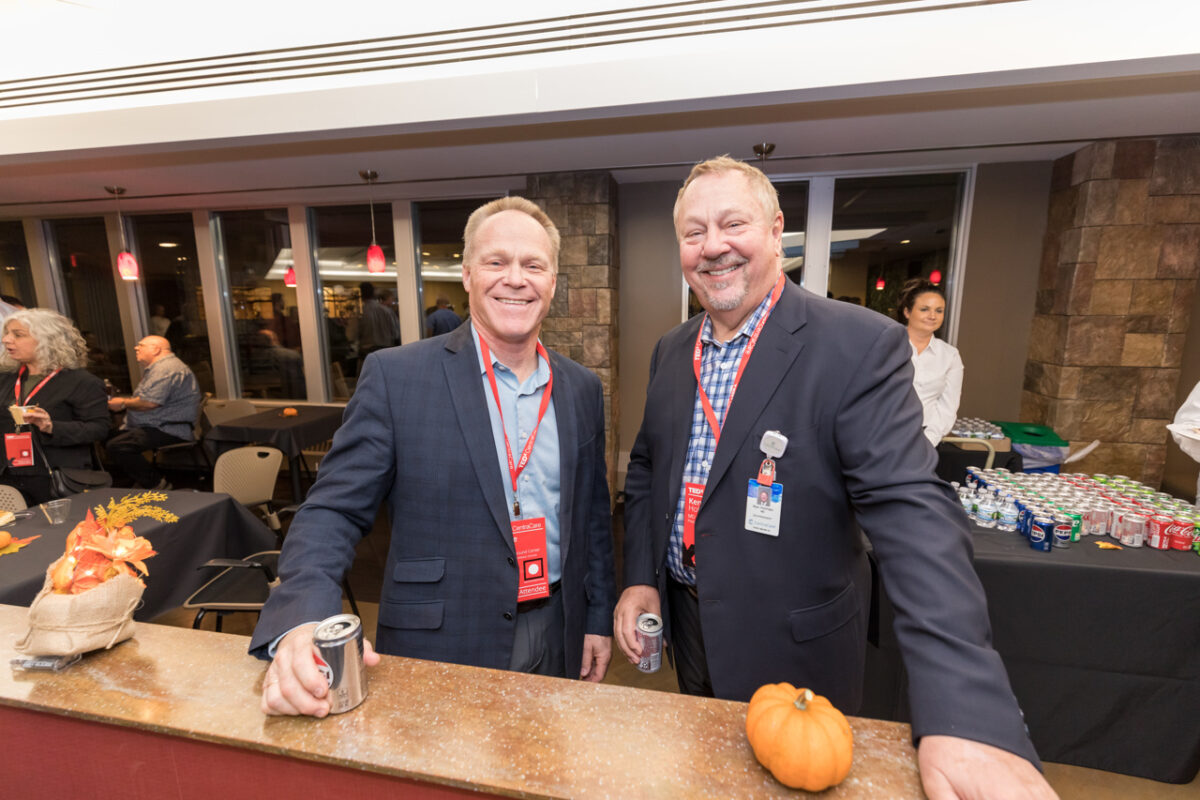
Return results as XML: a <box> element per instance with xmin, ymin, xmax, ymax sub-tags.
<box><xmin>613</xmin><ymin>157</ymin><xmax>1054</xmax><ymax>798</ymax></box>
<box><xmin>253</xmin><ymin>196</ymin><xmax>615</xmax><ymax>717</ymax></box>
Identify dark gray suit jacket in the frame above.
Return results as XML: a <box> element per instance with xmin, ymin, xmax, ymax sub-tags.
<box><xmin>624</xmin><ymin>280</ymin><xmax>1037</xmax><ymax>764</ymax></box>
<box><xmin>250</xmin><ymin>324</ymin><xmax>615</xmax><ymax>677</ymax></box>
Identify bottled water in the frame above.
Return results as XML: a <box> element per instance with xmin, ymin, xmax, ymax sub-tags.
<box><xmin>975</xmin><ymin>491</ymin><xmax>998</xmax><ymax>529</ymax></box>
<box><xmin>996</xmin><ymin>494</ymin><xmax>1018</xmax><ymax>532</ymax></box>
<box><xmin>957</xmin><ymin>486</ymin><xmax>974</xmax><ymax>516</ymax></box>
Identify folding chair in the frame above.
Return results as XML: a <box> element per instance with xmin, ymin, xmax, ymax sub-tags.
<box><xmin>0</xmin><ymin>484</ymin><xmax>27</xmax><ymax>512</ymax></box>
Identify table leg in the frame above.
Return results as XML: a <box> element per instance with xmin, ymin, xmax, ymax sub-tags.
<box><xmin>289</xmin><ymin>456</ymin><xmax>303</xmax><ymax>502</ymax></box>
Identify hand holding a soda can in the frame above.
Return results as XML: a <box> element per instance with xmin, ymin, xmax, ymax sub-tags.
<box><xmin>261</xmin><ymin>619</ymin><xmax>381</xmax><ymax>717</ymax></box>
<box><xmin>612</xmin><ymin>584</ymin><xmax>663</xmax><ymax>669</ymax></box>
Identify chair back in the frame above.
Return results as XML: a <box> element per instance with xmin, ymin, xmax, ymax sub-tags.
<box><xmin>205</xmin><ymin>399</ymin><xmax>258</xmax><ymax>428</ymax></box>
<box><xmin>213</xmin><ymin>446</ymin><xmax>283</xmax><ymax>508</ymax></box>
<box><xmin>0</xmin><ymin>484</ymin><xmax>27</xmax><ymax>511</ymax></box>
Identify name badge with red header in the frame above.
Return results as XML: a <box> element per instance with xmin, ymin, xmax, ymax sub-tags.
<box><xmin>5</xmin><ymin>432</ymin><xmax>33</xmax><ymax>468</ymax></box>
<box><xmin>512</xmin><ymin>516</ymin><xmax>550</xmax><ymax>601</ymax></box>
<box><xmin>681</xmin><ymin>481</ymin><xmax>704</xmax><ymax>569</ymax></box>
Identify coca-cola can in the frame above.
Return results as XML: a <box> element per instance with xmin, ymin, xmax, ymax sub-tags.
<box><xmin>1169</xmin><ymin>518</ymin><xmax>1196</xmax><ymax>551</ymax></box>
<box><xmin>635</xmin><ymin>613</ymin><xmax>663</xmax><ymax>674</ymax></box>
<box><xmin>1146</xmin><ymin>515</ymin><xmax>1173</xmax><ymax>550</ymax></box>
<box><xmin>313</xmin><ymin>613</ymin><xmax>367</xmax><ymax>714</ymax></box>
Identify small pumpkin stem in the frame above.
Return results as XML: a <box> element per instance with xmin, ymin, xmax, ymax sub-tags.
<box><xmin>793</xmin><ymin>688</ymin><xmax>814</xmax><ymax>710</ymax></box>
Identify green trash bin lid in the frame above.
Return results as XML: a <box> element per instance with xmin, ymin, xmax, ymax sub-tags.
<box><xmin>992</xmin><ymin>421</ymin><xmax>1068</xmax><ymax>447</ymax></box>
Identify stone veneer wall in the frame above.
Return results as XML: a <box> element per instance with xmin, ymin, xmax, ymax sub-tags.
<box><xmin>1021</xmin><ymin>136</ymin><xmax>1200</xmax><ymax>486</ymax></box>
<box><xmin>525</xmin><ymin>172</ymin><xmax>620</xmax><ymax>496</ymax></box>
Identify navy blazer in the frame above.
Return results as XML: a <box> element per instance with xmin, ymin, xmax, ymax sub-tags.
<box><xmin>624</xmin><ymin>280</ymin><xmax>1038</xmax><ymax>765</ymax></box>
<box><xmin>250</xmin><ymin>324</ymin><xmax>615</xmax><ymax>678</ymax></box>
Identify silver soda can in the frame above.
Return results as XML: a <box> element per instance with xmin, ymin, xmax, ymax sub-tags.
<box><xmin>635</xmin><ymin>613</ymin><xmax>663</xmax><ymax>674</ymax></box>
<box><xmin>313</xmin><ymin>613</ymin><xmax>367</xmax><ymax>713</ymax></box>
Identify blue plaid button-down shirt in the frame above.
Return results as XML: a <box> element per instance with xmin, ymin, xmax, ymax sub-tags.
<box><xmin>668</xmin><ymin>289</ymin><xmax>776</xmax><ymax>586</ymax></box>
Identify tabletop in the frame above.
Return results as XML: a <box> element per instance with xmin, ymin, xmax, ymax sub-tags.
<box><xmin>0</xmin><ymin>489</ymin><xmax>277</xmax><ymax>621</ymax></box>
<box><xmin>205</xmin><ymin>405</ymin><xmax>344</xmax><ymax>458</ymax></box>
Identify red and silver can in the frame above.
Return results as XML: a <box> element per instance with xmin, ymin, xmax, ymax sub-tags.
<box><xmin>1146</xmin><ymin>515</ymin><xmax>1173</xmax><ymax>550</ymax></box>
<box><xmin>1169</xmin><ymin>518</ymin><xmax>1196</xmax><ymax>551</ymax></box>
<box><xmin>635</xmin><ymin>613</ymin><xmax>663</xmax><ymax>674</ymax></box>
<box><xmin>313</xmin><ymin>613</ymin><xmax>367</xmax><ymax>714</ymax></box>
<box><xmin>1119</xmin><ymin>513</ymin><xmax>1147</xmax><ymax>548</ymax></box>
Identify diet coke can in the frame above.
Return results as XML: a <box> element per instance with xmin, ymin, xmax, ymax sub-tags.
<box><xmin>635</xmin><ymin>613</ymin><xmax>663</xmax><ymax>674</ymax></box>
<box><xmin>1146</xmin><ymin>515</ymin><xmax>1173</xmax><ymax>550</ymax></box>
<box><xmin>313</xmin><ymin>613</ymin><xmax>367</xmax><ymax>713</ymax></box>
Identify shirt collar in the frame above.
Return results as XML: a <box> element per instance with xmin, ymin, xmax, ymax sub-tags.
<box><xmin>699</xmin><ymin>285</ymin><xmax>777</xmax><ymax>347</ymax></box>
<box><xmin>470</xmin><ymin>322</ymin><xmax>550</xmax><ymax>388</ymax></box>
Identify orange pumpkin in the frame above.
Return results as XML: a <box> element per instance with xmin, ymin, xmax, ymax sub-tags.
<box><xmin>281</xmin><ymin>407</ymin><xmax>299</xmax><ymax>417</ymax></box>
<box><xmin>745</xmin><ymin>683</ymin><xmax>854</xmax><ymax>791</ymax></box>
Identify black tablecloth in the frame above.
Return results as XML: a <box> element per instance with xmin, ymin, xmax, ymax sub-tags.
<box><xmin>204</xmin><ymin>405</ymin><xmax>343</xmax><ymax>458</ymax></box>
<box><xmin>935</xmin><ymin>441</ymin><xmax>1024</xmax><ymax>484</ymax></box>
<box><xmin>0</xmin><ymin>489</ymin><xmax>276</xmax><ymax>621</ymax></box>
<box><xmin>861</xmin><ymin>524</ymin><xmax>1200</xmax><ymax>782</ymax></box>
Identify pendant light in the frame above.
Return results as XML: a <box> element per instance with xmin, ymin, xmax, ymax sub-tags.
<box><xmin>283</xmin><ymin>266</ymin><xmax>297</xmax><ymax>287</ymax></box>
<box><xmin>875</xmin><ymin>277</ymin><xmax>885</xmax><ymax>291</ymax></box>
<box><xmin>360</xmin><ymin>169</ymin><xmax>385</xmax><ymax>273</ymax></box>
<box><xmin>105</xmin><ymin>186</ymin><xmax>139</xmax><ymax>281</ymax></box>
<box><xmin>929</xmin><ymin>269</ymin><xmax>943</xmax><ymax>285</ymax></box>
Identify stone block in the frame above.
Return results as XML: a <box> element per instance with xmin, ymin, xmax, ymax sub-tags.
<box><xmin>581</xmin><ymin>325</ymin><xmax>610</xmax><ymax>367</ymax></box>
<box><xmin>559</xmin><ymin>235</ymin><xmax>587</xmax><ymax>267</ymax></box>
<box><xmin>1164</xmin><ymin>333</ymin><xmax>1185</xmax><ymax>368</ymax></box>
<box><xmin>596</xmin><ymin>289</ymin><xmax>613</xmax><ymax>325</ymax></box>
<box><xmin>1046</xmin><ymin>188</ymin><xmax>1078</xmax><ymax>235</ymax></box>
<box><xmin>549</xmin><ymin>273</ymin><xmax>570</xmax><ymax>317</ymax></box>
<box><xmin>1070</xmin><ymin>144</ymin><xmax>1097</xmax><ymax>186</ymax></box>
<box><xmin>1087</xmin><ymin>280</ymin><xmax>1131</xmax><ymax>315</ymax></box>
<box><xmin>1134</xmin><ymin>368</ymin><xmax>1180</xmax><ymax>418</ymax></box>
<box><xmin>579</xmin><ymin>264</ymin><xmax>610</xmax><ymax>288</ymax></box>
<box><xmin>1076</xmin><ymin>179</ymin><xmax>1120</xmax><ymax>227</ymax></box>
<box><xmin>1112</xmin><ymin>139</ymin><xmax>1157</xmax><ymax>179</ymax></box>
<box><xmin>1127</xmin><ymin>418</ymin><xmax>1170</xmax><ymax>445</ymax></box>
<box><xmin>587</xmin><ymin>235</ymin><xmax>610</xmax><ymax>266</ymax></box>
<box><xmin>1120</xmin><ymin>333</ymin><xmax>1165</xmax><ymax>367</ymax></box>
<box><xmin>1144</xmin><ymin>444</ymin><xmax>1167</xmax><ymax>489</ymax></box>
<box><xmin>1028</xmin><ymin>314</ymin><xmax>1067</xmax><ymax>364</ymax></box>
<box><xmin>1020</xmin><ymin>390</ymin><xmax>1050</xmax><ymax>425</ymax></box>
<box><xmin>1063</xmin><ymin>262</ymin><xmax>1095</xmax><ymax>315</ymax></box>
<box><xmin>1050</xmin><ymin>152</ymin><xmax>1074</xmax><ymax>191</ymax></box>
<box><xmin>1024</xmin><ymin>361</ymin><xmax>1052</xmax><ymax>395</ymax></box>
<box><xmin>1039</xmin><ymin>239</ymin><xmax>1059</xmax><ymax>291</ymax></box>
<box><xmin>1147</xmin><ymin>195</ymin><xmax>1200</xmax><ymax>223</ymax></box>
<box><xmin>1035</xmin><ymin>288</ymin><xmax>1054</xmax><ymax>315</ymax></box>
<box><xmin>1049</xmin><ymin>398</ymin><xmax>1131</xmax><ymax>440</ymax></box>
<box><xmin>1071</xmin><ymin>442</ymin><xmax>1153</xmax><ymax>484</ymax></box>
<box><xmin>1065</xmin><ymin>316</ymin><xmax>1125</xmax><ymax>366</ymax></box>
<box><xmin>1149</xmin><ymin>135</ymin><xmax>1200</xmax><ymax>195</ymax></box>
<box><xmin>1059</xmin><ymin>366</ymin><xmax>1082</xmax><ymax>399</ymax></box>
<box><xmin>1124</xmin><ymin>314</ymin><xmax>1168</xmax><ymax>334</ymax></box>
<box><xmin>569</xmin><ymin>288</ymin><xmax>597</xmax><ymax>320</ymax></box>
<box><xmin>1114</xmin><ymin>179</ymin><xmax>1149</xmax><ymax>225</ymax></box>
<box><xmin>1077</xmin><ymin>366</ymin><xmax>1139</xmax><ymax>402</ymax></box>
<box><xmin>1157</xmin><ymin>224</ymin><xmax>1200</xmax><ymax>279</ymax></box>
<box><xmin>1096</xmin><ymin>225</ymin><xmax>1161</xmax><ymax>279</ymax></box>
<box><xmin>1129</xmin><ymin>279</ymin><xmax>1175</xmax><ymax>315</ymax></box>
<box><xmin>1169</xmin><ymin>280</ymin><xmax>1196</xmax><ymax>333</ymax></box>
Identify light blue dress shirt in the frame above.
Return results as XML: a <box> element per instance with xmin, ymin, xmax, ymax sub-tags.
<box><xmin>471</xmin><ymin>324</ymin><xmax>561</xmax><ymax>584</ymax></box>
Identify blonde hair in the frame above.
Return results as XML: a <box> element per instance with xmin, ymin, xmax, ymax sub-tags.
<box><xmin>0</xmin><ymin>308</ymin><xmax>89</xmax><ymax>372</ymax></box>
<box><xmin>673</xmin><ymin>155</ymin><xmax>781</xmax><ymax>232</ymax></box>
<box><xmin>462</xmin><ymin>196</ymin><xmax>561</xmax><ymax>270</ymax></box>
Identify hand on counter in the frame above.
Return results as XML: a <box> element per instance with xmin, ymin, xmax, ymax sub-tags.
<box><xmin>613</xmin><ymin>584</ymin><xmax>661</xmax><ymax>664</ymax></box>
<box><xmin>579</xmin><ymin>634</ymin><xmax>612</xmax><ymax>682</ymax></box>
<box><xmin>918</xmin><ymin>735</ymin><xmax>1058</xmax><ymax>800</ymax></box>
<box><xmin>261</xmin><ymin>623</ymin><xmax>381</xmax><ymax>717</ymax></box>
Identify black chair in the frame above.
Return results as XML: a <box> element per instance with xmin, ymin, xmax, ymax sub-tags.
<box><xmin>152</xmin><ymin>394</ymin><xmax>213</xmax><ymax>480</ymax></box>
<box><xmin>183</xmin><ymin>551</ymin><xmax>279</xmax><ymax>631</ymax></box>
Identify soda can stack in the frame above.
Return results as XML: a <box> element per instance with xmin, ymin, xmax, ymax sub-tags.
<box><xmin>956</xmin><ymin>467</ymin><xmax>1200</xmax><ymax>555</ymax></box>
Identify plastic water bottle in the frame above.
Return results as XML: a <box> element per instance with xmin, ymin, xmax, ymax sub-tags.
<box><xmin>996</xmin><ymin>494</ymin><xmax>1018</xmax><ymax>532</ymax></box>
<box><xmin>976</xmin><ymin>491</ymin><xmax>998</xmax><ymax>529</ymax></box>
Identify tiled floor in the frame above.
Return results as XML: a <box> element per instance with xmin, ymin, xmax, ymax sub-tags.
<box><xmin>153</xmin><ymin>494</ymin><xmax>1198</xmax><ymax>799</ymax></box>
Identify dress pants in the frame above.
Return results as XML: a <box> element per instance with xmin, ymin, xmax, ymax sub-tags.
<box><xmin>105</xmin><ymin>426</ymin><xmax>186</xmax><ymax>488</ymax></box>
<box><xmin>667</xmin><ymin>577</ymin><xmax>715</xmax><ymax>697</ymax></box>
<box><xmin>508</xmin><ymin>581</ymin><xmax>566</xmax><ymax>677</ymax></box>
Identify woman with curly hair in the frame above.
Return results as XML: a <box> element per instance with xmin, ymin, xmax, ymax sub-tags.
<box><xmin>895</xmin><ymin>278</ymin><xmax>963</xmax><ymax>446</ymax></box>
<box><xmin>0</xmin><ymin>309</ymin><xmax>110</xmax><ymax>505</ymax></box>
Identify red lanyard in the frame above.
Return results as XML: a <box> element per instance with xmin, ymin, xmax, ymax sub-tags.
<box><xmin>693</xmin><ymin>273</ymin><xmax>785</xmax><ymax>448</ymax></box>
<box><xmin>479</xmin><ymin>336</ymin><xmax>553</xmax><ymax>517</ymax></box>
<box><xmin>14</xmin><ymin>366</ymin><xmax>60</xmax><ymax>406</ymax></box>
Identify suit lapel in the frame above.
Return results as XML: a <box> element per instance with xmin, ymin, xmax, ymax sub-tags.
<box><xmin>550</xmin><ymin>350</ymin><xmax>577</xmax><ymax>571</ymax></box>
<box><xmin>702</xmin><ymin>281</ymin><xmax>808</xmax><ymax>506</ymax></box>
<box><xmin>443</xmin><ymin>327</ymin><xmax>516</xmax><ymax>554</ymax></box>
<box><xmin>666</xmin><ymin>316</ymin><xmax>703</xmax><ymax>510</ymax></box>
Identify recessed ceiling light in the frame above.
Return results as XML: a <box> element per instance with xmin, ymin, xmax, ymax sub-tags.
<box><xmin>158</xmin><ymin>241</ymin><xmax>179</xmax><ymax>248</ymax></box>
<box><xmin>421</xmin><ymin>251</ymin><xmax>431</xmax><ymax>256</ymax></box>
<box><xmin>900</xmin><ymin>239</ymin><xmax>911</xmax><ymax>244</ymax></box>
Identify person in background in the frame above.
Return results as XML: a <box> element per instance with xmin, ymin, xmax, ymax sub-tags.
<box><xmin>1170</xmin><ymin>380</ymin><xmax>1200</xmax><ymax>505</ymax></box>
<box><xmin>251</xmin><ymin>196</ymin><xmax>615</xmax><ymax>717</ymax></box>
<box><xmin>357</xmin><ymin>281</ymin><xmax>401</xmax><ymax>359</ymax></box>
<box><xmin>614</xmin><ymin>156</ymin><xmax>1053</xmax><ymax>799</ymax></box>
<box><xmin>896</xmin><ymin>278</ymin><xmax>963</xmax><ymax>446</ymax></box>
<box><xmin>149</xmin><ymin>304</ymin><xmax>171</xmax><ymax>337</ymax></box>
<box><xmin>0</xmin><ymin>309</ymin><xmax>110</xmax><ymax>505</ymax></box>
<box><xmin>105</xmin><ymin>335</ymin><xmax>201</xmax><ymax>491</ymax></box>
<box><xmin>426</xmin><ymin>295</ymin><xmax>463</xmax><ymax>337</ymax></box>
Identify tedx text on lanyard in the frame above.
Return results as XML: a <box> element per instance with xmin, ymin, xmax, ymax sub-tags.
<box><xmin>479</xmin><ymin>336</ymin><xmax>554</xmax><ymax>602</ymax></box>
<box><xmin>682</xmin><ymin>273</ymin><xmax>785</xmax><ymax>566</ymax></box>
<box><xmin>6</xmin><ymin>366</ymin><xmax>60</xmax><ymax>468</ymax></box>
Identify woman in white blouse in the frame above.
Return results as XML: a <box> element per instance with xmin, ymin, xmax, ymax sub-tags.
<box><xmin>896</xmin><ymin>279</ymin><xmax>963</xmax><ymax>446</ymax></box>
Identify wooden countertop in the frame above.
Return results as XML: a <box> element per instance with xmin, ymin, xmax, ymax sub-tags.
<box><xmin>0</xmin><ymin>604</ymin><xmax>924</xmax><ymax>798</ymax></box>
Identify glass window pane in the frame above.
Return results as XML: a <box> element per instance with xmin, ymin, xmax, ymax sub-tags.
<box><xmin>213</xmin><ymin>209</ymin><xmax>303</xmax><ymax>400</ymax></box>
<box><xmin>129</xmin><ymin>214</ymin><xmax>214</xmax><ymax>394</ymax></box>
<box><xmin>829</xmin><ymin>173</ymin><xmax>963</xmax><ymax>329</ymax></box>
<box><xmin>415</xmin><ymin>198</ymin><xmax>486</xmax><ymax>338</ymax></box>
<box><xmin>0</xmin><ymin>221</ymin><xmax>37</xmax><ymax>309</ymax></box>
<box><xmin>684</xmin><ymin>181</ymin><xmax>807</xmax><ymax>319</ymax></box>
<box><xmin>310</xmin><ymin>203</ymin><xmax>396</xmax><ymax>400</ymax></box>
<box><xmin>45</xmin><ymin>217</ymin><xmax>131</xmax><ymax>392</ymax></box>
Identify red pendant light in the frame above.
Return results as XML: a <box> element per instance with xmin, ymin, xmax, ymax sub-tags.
<box><xmin>105</xmin><ymin>186</ymin><xmax>139</xmax><ymax>281</ymax></box>
<box><xmin>929</xmin><ymin>269</ymin><xmax>942</xmax><ymax>285</ymax></box>
<box><xmin>283</xmin><ymin>266</ymin><xmax>297</xmax><ymax>287</ymax></box>
<box><xmin>360</xmin><ymin>169</ymin><xmax>386</xmax><ymax>273</ymax></box>
<box><xmin>875</xmin><ymin>277</ymin><xmax>885</xmax><ymax>291</ymax></box>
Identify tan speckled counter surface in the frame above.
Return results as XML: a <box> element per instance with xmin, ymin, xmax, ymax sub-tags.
<box><xmin>0</xmin><ymin>604</ymin><xmax>924</xmax><ymax>798</ymax></box>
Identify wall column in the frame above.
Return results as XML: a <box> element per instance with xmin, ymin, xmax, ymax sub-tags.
<box><xmin>1021</xmin><ymin>136</ymin><xmax>1200</xmax><ymax>486</ymax></box>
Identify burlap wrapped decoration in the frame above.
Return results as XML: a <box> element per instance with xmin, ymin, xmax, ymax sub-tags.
<box><xmin>15</xmin><ymin>568</ymin><xmax>142</xmax><ymax>657</ymax></box>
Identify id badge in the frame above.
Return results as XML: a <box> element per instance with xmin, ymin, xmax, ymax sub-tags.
<box><xmin>745</xmin><ymin>480</ymin><xmax>783</xmax><ymax>536</ymax></box>
<box><xmin>512</xmin><ymin>516</ymin><xmax>550</xmax><ymax>601</ymax></box>
<box><xmin>4</xmin><ymin>432</ymin><xmax>33</xmax><ymax>468</ymax></box>
<box><xmin>681</xmin><ymin>482</ymin><xmax>704</xmax><ymax>568</ymax></box>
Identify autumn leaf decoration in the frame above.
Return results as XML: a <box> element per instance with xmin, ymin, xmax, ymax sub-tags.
<box><xmin>49</xmin><ymin>492</ymin><xmax>175</xmax><ymax>595</ymax></box>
